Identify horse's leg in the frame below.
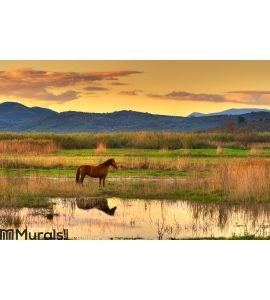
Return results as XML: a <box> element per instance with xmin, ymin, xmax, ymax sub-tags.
<box><xmin>99</xmin><ymin>177</ymin><xmax>102</xmax><ymax>189</ymax></box>
<box><xmin>103</xmin><ymin>176</ymin><xmax>106</xmax><ymax>188</ymax></box>
<box><xmin>80</xmin><ymin>173</ymin><xmax>86</xmax><ymax>184</ymax></box>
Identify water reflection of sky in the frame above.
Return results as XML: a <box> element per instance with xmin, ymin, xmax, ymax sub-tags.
<box><xmin>1</xmin><ymin>198</ymin><xmax>270</xmax><ymax>239</ymax></box>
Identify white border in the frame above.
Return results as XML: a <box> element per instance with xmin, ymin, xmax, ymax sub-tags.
<box><xmin>0</xmin><ymin>1</ymin><xmax>270</xmax><ymax>299</ymax></box>
<box><xmin>1</xmin><ymin>241</ymin><xmax>269</xmax><ymax>300</ymax></box>
<box><xmin>0</xmin><ymin>0</ymin><xmax>270</xmax><ymax>59</ymax></box>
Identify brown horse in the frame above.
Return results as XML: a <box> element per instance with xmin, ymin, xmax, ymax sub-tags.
<box><xmin>76</xmin><ymin>158</ymin><xmax>118</xmax><ymax>188</ymax></box>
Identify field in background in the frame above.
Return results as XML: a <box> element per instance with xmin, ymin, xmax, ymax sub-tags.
<box><xmin>1</xmin><ymin>131</ymin><xmax>270</xmax><ymax>149</ymax></box>
<box><xmin>0</xmin><ymin>132</ymin><xmax>270</xmax><ymax>203</ymax></box>
<box><xmin>0</xmin><ymin>139</ymin><xmax>59</xmax><ymax>154</ymax></box>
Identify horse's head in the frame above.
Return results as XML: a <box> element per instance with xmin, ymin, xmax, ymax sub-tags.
<box><xmin>109</xmin><ymin>158</ymin><xmax>118</xmax><ymax>169</ymax></box>
<box><xmin>109</xmin><ymin>206</ymin><xmax>117</xmax><ymax>216</ymax></box>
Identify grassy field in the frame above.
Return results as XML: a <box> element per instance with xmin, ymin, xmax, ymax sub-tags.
<box><xmin>1</xmin><ymin>147</ymin><xmax>270</xmax><ymax>178</ymax></box>
<box><xmin>0</xmin><ymin>134</ymin><xmax>270</xmax><ymax>205</ymax></box>
<box><xmin>1</xmin><ymin>131</ymin><xmax>270</xmax><ymax>149</ymax></box>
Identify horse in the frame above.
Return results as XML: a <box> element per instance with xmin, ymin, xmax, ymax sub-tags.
<box><xmin>76</xmin><ymin>198</ymin><xmax>117</xmax><ymax>216</ymax></box>
<box><xmin>76</xmin><ymin>158</ymin><xmax>118</xmax><ymax>188</ymax></box>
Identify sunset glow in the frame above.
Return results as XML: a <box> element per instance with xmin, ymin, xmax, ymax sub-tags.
<box><xmin>1</xmin><ymin>61</ymin><xmax>270</xmax><ymax>116</ymax></box>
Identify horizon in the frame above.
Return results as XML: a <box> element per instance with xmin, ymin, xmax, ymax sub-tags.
<box><xmin>2</xmin><ymin>100</ymin><xmax>270</xmax><ymax>117</ymax></box>
<box><xmin>1</xmin><ymin>61</ymin><xmax>270</xmax><ymax>116</ymax></box>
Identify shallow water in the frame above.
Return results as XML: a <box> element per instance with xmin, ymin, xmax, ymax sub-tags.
<box><xmin>1</xmin><ymin>198</ymin><xmax>270</xmax><ymax>239</ymax></box>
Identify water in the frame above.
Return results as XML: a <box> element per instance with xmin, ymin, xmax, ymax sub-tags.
<box><xmin>1</xmin><ymin>198</ymin><xmax>270</xmax><ymax>239</ymax></box>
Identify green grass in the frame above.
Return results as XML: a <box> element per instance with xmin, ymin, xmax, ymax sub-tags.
<box><xmin>2</xmin><ymin>131</ymin><xmax>270</xmax><ymax>149</ymax></box>
<box><xmin>0</xmin><ymin>190</ymin><xmax>51</xmax><ymax>209</ymax></box>
<box><xmin>57</xmin><ymin>147</ymin><xmax>270</xmax><ymax>158</ymax></box>
<box><xmin>0</xmin><ymin>167</ymin><xmax>189</xmax><ymax>177</ymax></box>
<box><xmin>101</xmin><ymin>181</ymin><xmax>225</xmax><ymax>203</ymax></box>
<box><xmin>3</xmin><ymin>147</ymin><xmax>270</xmax><ymax>179</ymax></box>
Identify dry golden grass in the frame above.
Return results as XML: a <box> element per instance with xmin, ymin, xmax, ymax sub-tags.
<box><xmin>216</xmin><ymin>145</ymin><xmax>224</xmax><ymax>155</ymax></box>
<box><xmin>214</xmin><ymin>158</ymin><xmax>270</xmax><ymax>202</ymax></box>
<box><xmin>182</xmin><ymin>148</ymin><xmax>191</xmax><ymax>155</ymax></box>
<box><xmin>0</xmin><ymin>176</ymin><xmax>96</xmax><ymax>207</ymax></box>
<box><xmin>0</xmin><ymin>176</ymin><xmax>193</xmax><ymax>208</ymax></box>
<box><xmin>250</xmin><ymin>142</ymin><xmax>270</xmax><ymax>149</ymax></box>
<box><xmin>0</xmin><ymin>139</ymin><xmax>59</xmax><ymax>154</ymax></box>
<box><xmin>0</xmin><ymin>154</ymin><xmax>207</xmax><ymax>172</ymax></box>
<box><xmin>1</xmin><ymin>158</ymin><xmax>270</xmax><ymax>204</ymax></box>
<box><xmin>117</xmin><ymin>157</ymin><xmax>196</xmax><ymax>171</ymax></box>
<box><xmin>95</xmin><ymin>143</ymin><xmax>107</xmax><ymax>154</ymax></box>
<box><xmin>0</xmin><ymin>156</ymin><xmax>70</xmax><ymax>168</ymax></box>
<box><xmin>249</xmin><ymin>147</ymin><xmax>264</xmax><ymax>155</ymax></box>
<box><xmin>159</xmin><ymin>147</ymin><xmax>168</xmax><ymax>152</ymax></box>
<box><xmin>2</xmin><ymin>131</ymin><xmax>270</xmax><ymax>149</ymax></box>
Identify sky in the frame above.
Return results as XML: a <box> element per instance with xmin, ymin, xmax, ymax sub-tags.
<box><xmin>1</xmin><ymin>61</ymin><xmax>270</xmax><ymax>116</ymax></box>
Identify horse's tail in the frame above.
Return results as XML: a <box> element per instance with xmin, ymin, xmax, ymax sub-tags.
<box><xmin>76</xmin><ymin>167</ymin><xmax>81</xmax><ymax>183</ymax></box>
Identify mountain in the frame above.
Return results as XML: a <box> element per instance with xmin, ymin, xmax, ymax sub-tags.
<box><xmin>189</xmin><ymin>112</ymin><xmax>207</xmax><ymax>117</ymax></box>
<box><xmin>0</xmin><ymin>101</ymin><xmax>270</xmax><ymax>132</ymax></box>
<box><xmin>188</xmin><ymin>108</ymin><xmax>270</xmax><ymax>117</ymax></box>
<box><xmin>0</xmin><ymin>102</ymin><xmax>57</xmax><ymax>122</ymax></box>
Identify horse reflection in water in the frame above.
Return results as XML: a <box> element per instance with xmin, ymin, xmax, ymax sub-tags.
<box><xmin>76</xmin><ymin>198</ymin><xmax>117</xmax><ymax>216</ymax></box>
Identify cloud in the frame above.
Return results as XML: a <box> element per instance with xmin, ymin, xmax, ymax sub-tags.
<box><xmin>120</xmin><ymin>90</ymin><xmax>143</xmax><ymax>96</ymax></box>
<box><xmin>227</xmin><ymin>90</ymin><xmax>270</xmax><ymax>95</ymax></box>
<box><xmin>148</xmin><ymin>91</ymin><xmax>227</xmax><ymax>102</ymax></box>
<box><xmin>84</xmin><ymin>86</ymin><xmax>109</xmax><ymax>91</ymax></box>
<box><xmin>0</xmin><ymin>68</ymin><xmax>141</xmax><ymax>103</ymax></box>
<box><xmin>148</xmin><ymin>89</ymin><xmax>270</xmax><ymax>105</ymax></box>
<box><xmin>7</xmin><ymin>88</ymin><xmax>80</xmax><ymax>103</ymax></box>
<box><xmin>111</xmin><ymin>82</ymin><xmax>128</xmax><ymax>86</ymax></box>
<box><xmin>225</xmin><ymin>90</ymin><xmax>270</xmax><ymax>105</ymax></box>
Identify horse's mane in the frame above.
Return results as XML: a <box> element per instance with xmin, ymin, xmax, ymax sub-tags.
<box><xmin>102</xmin><ymin>158</ymin><xmax>114</xmax><ymax>166</ymax></box>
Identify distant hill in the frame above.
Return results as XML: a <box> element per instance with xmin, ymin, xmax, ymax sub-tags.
<box><xmin>188</xmin><ymin>112</ymin><xmax>206</xmax><ymax>117</ymax></box>
<box><xmin>0</xmin><ymin>102</ymin><xmax>57</xmax><ymax>130</ymax></box>
<box><xmin>0</xmin><ymin>101</ymin><xmax>270</xmax><ymax>132</ymax></box>
<box><xmin>188</xmin><ymin>108</ymin><xmax>270</xmax><ymax>117</ymax></box>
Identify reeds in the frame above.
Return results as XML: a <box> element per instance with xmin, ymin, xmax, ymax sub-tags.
<box><xmin>0</xmin><ymin>157</ymin><xmax>270</xmax><ymax>205</ymax></box>
<box><xmin>216</xmin><ymin>144</ymin><xmax>224</xmax><ymax>155</ymax></box>
<box><xmin>0</xmin><ymin>131</ymin><xmax>266</xmax><ymax>150</ymax></box>
<box><xmin>0</xmin><ymin>155</ymin><xmax>203</xmax><ymax>172</ymax></box>
<box><xmin>95</xmin><ymin>142</ymin><xmax>107</xmax><ymax>154</ymax></box>
<box><xmin>0</xmin><ymin>131</ymin><xmax>270</xmax><ymax>150</ymax></box>
<box><xmin>0</xmin><ymin>176</ymin><xmax>190</xmax><ymax>207</ymax></box>
<box><xmin>118</xmin><ymin>157</ymin><xmax>195</xmax><ymax>171</ymax></box>
<box><xmin>214</xmin><ymin>158</ymin><xmax>270</xmax><ymax>202</ymax></box>
<box><xmin>0</xmin><ymin>139</ymin><xmax>60</xmax><ymax>154</ymax></box>
<box><xmin>0</xmin><ymin>176</ymin><xmax>96</xmax><ymax>208</ymax></box>
<box><xmin>0</xmin><ymin>156</ymin><xmax>70</xmax><ymax>168</ymax></box>
<box><xmin>250</xmin><ymin>147</ymin><xmax>263</xmax><ymax>156</ymax></box>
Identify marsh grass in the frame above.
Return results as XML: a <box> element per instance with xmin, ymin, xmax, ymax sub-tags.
<box><xmin>0</xmin><ymin>175</ymin><xmax>221</xmax><ymax>208</ymax></box>
<box><xmin>0</xmin><ymin>209</ymin><xmax>22</xmax><ymax>227</ymax></box>
<box><xmin>182</xmin><ymin>148</ymin><xmax>191</xmax><ymax>155</ymax></box>
<box><xmin>0</xmin><ymin>133</ymin><xmax>270</xmax><ymax>204</ymax></box>
<box><xmin>116</xmin><ymin>158</ymin><xmax>270</xmax><ymax>203</ymax></box>
<box><xmin>250</xmin><ymin>147</ymin><xmax>264</xmax><ymax>156</ymax></box>
<box><xmin>0</xmin><ymin>154</ymin><xmax>205</xmax><ymax>173</ymax></box>
<box><xmin>95</xmin><ymin>142</ymin><xmax>107</xmax><ymax>154</ymax></box>
<box><xmin>0</xmin><ymin>156</ymin><xmax>70</xmax><ymax>169</ymax></box>
<box><xmin>159</xmin><ymin>146</ymin><xmax>168</xmax><ymax>152</ymax></box>
<box><xmin>0</xmin><ymin>139</ymin><xmax>60</xmax><ymax>154</ymax></box>
<box><xmin>1</xmin><ymin>156</ymin><xmax>270</xmax><ymax>206</ymax></box>
<box><xmin>216</xmin><ymin>145</ymin><xmax>223</xmax><ymax>155</ymax></box>
<box><xmin>215</xmin><ymin>158</ymin><xmax>270</xmax><ymax>202</ymax></box>
<box><xmin>1</xmin><ymin>131</ymin><xmax>270</xmax><ymax>149</ymax></box>
<box><xmin>0</xmin><ymin>177</ymin><xmax>99</xmax><ymax>208</ymax></box>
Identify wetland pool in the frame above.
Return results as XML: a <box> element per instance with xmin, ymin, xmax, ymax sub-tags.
<box><xmin>1</xmin><ymin>197</ymin><xmax>270</xmax><ymax>239</ymax></box>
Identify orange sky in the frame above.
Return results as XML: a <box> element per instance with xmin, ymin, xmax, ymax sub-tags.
<box><xmin>1</xmin><ymin>61</ymin><xmax>270</xmax><ymax>116</ymax></box>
